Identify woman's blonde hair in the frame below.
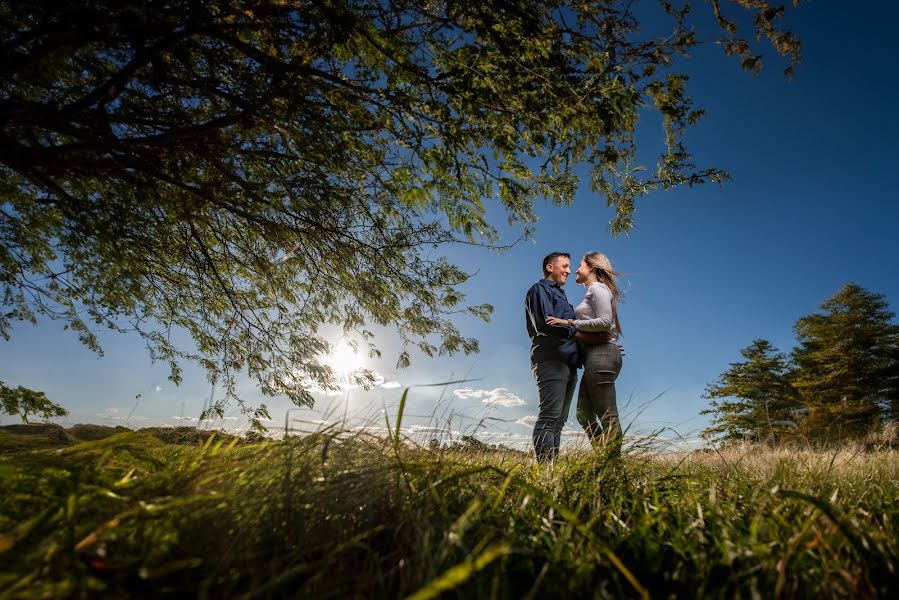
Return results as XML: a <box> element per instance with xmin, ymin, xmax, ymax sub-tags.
<box><xmin>583</xmin><ymin>251</ymin><xmax>623</xmax><ymax>335</ymax></box>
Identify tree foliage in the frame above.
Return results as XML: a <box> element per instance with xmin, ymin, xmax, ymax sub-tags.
<box><xmin>702</xmin><ymin>285</ymin><xmax>899</xmax><ymax>445</ymax></box>
<box><xmin>0</xmin><ymin>381</ymin><xmax>68</xmax><ymax>424</ymax></box>
<box><xmin>700</xmin><ymin>339</ymin><xmax>799</xmax><ymax>444</ymax></box>
<box><xmin>792</xmin><ymin>283</ymin><xmax>899</xmax><ymax>438</ymax></box>
<box><xmin>0</xmin><ymin>0</ymin><xmax>803</xmax><ymax>427</ymax></box>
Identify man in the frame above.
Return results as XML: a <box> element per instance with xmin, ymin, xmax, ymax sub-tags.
<box><xmin>524</xmin><ymin>252</ymin><xmax>582</xmax><ymax>463</ymax></box>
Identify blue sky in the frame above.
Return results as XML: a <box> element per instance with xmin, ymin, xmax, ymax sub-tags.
<box><xmin>2</xmin><ymin>2</ymin><xmax>897</xmax><ymax>449</ymax></box>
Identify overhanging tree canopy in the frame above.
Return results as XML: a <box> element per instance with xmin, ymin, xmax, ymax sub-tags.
<box><xmin>1</xmin><ymin>0</ymin><xmax>802</xmax><ymax>428</ymax></box>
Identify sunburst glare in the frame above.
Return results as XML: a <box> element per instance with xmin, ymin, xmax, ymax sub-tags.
<box><xmin>325</xmin><ymin>339</ymin><xmax>365</xmax><ymax>380</ymax></box>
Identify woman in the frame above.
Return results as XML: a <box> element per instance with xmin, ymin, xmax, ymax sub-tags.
<box><xmin>546</xmin><ymin>252</ymin><xmax>623</xmax><ymax>445</ymax></box>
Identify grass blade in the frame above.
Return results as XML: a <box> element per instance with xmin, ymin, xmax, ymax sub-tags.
<box><xmin>405</xmin><ymin>543</ymin><xmax>511</xmax><ymax>600</ymax></box>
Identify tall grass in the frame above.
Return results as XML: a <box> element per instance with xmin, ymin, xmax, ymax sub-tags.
<box><xmin>1</xmin><ymin>417</ymin><xmax>897</xmax><ymax>598</ymax></box>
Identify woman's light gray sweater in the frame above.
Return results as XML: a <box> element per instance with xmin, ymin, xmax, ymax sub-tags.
<box><xmin>573</xmin><ymin>282</ymin><xmax>618</xmax><ymax>341</ymax></box>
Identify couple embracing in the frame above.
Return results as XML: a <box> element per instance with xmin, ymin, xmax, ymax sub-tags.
<box><xmin>525</xmin><ymin>251</ymin><xmax>624</xmax><ymax>463</ymax></box>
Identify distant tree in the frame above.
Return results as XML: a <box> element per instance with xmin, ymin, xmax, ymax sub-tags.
<box><xmin>0</xmin><ymin>0</ymin><xmax>803</xmax><ymax>428</ymax></box>
<box><xmin>792</xmin><ymin>284</ymin><xmax>899</xmax><ymax>439</ymax></box>
<box><xmin>0</xmin><ymin>381</ymin><xmax>68</xmax><ymax>424</ymax></box>
<box><xmin>700</xmin><ymin>339</ymin><xmax>800</xmax><ymax>445</ymax></box>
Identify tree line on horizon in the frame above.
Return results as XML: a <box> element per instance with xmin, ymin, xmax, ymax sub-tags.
<box><xmin>700</xmin><ymin>283</ymin><xmax>899</xmax><ymax>446</ymax></box>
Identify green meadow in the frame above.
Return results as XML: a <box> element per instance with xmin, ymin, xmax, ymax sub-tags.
<box><xmin>1</xmin><ymin>419</ymin><xmax>897</xmax><ymax>599</ymax></box>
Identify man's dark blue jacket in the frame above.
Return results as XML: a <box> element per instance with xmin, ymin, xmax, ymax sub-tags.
<box><xmin>525</xmin><ymin>279</ymin><xmax>580</xmax><ymax>367</ymax></box>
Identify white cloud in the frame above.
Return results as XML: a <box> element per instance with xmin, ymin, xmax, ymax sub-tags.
<box><xmin>295</xmin><ymin>376</ymin><xmax>344</xmax><ymax>396</ymax></box>
<box><xmin>293</xmin><ymin>369</ymin><xmax>398</xmax><ymax>397</ymax></box>
<box><xmin>515</xmin><ymin>415</ymin><xmax>538</xmax><ymax>427</ymax></box>
<box><xmin>191</xmin><ymin>416</ymin><xmax>240</xmax><ymax>424</ymax></box>
<box><xmin>482</xmin><ymin>388</ymin><xmax>526</xmax><ymax>407</ymax></box>
<box><xmin>452</xmin><ymin>388</ymin><xmax>526</xmax><ymax>407</ymax></box>
<box><xmin>471</xmin><ymin>430</ymin><xmax>532</xmax><ymax>448</ymax></box>
<box><xmin>560</xmin><ymin>429</ymin><xmax>585</xmax><ymax>438</ymax></box>
<box><xmin>453</xmin><ymin>387</ymin><xmax>487</xmax><ymax>400</ymax></box>
<box><xmin>649</xmin><ymin>436</ymin><xmax>706</xmax><ymax>451</ymax></box>
<box><xmin>172</xmin><ymin>415</ymin><xmax>236</xmax><ymax>423</ymax></box>
<box><xmin>474</xmin><ymin>430</ymin><xmax>527</xmax><ymax>440</ymax></box>
<box><xmin>352</xmin><ymin>425</ymin><xmax>391</xmax><ymax>435</ymax></box>
<box><xmin>405</xmin><ymin>424</ymin><xmax>453</xmax><ymax>436</ymax></box>
<box><xmin>366</xmin><ymin>373</ymin><xmax>402</xmax><ymax>389</ymax></box>
<box><xmin>96</xmin><ymin>408</ymin><xmax>148</xmax><ymax>423</ymax></box>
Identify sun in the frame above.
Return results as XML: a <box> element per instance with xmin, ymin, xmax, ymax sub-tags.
<box><xmin>325</xmin><ymin>339</ymin><xmax>365</xmax><ymax>379</ymax></box>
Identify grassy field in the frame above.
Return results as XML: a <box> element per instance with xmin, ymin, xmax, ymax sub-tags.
<box><xmin>1</xmin><ymin>422</ymin><xmax>897</xmax><ymax>599</ymax></box>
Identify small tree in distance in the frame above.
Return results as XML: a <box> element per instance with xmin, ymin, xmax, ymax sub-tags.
<box><xmin>0</xmin><ymin>381</ymin><xmax>68</xmax><ymax>424</ymax></box>
<box><xmin>700</xmin><ymin>339</ymin><xmax>799</xmax><ymax>445</ymax></box>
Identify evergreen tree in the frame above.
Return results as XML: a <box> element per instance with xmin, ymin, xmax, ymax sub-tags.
<box><xmin>792</xmin><ymin>284</ymin><xmax>899</xmax><ymax>439</ymax></box>
<box><xmin>700</xmin><ymin>339</ymin><xmax>799</xmax><ymax>445</ymax></box>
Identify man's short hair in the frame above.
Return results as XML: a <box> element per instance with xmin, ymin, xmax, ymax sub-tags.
<box><xmin>542</xmin><ymin>252</ymin><xmax>570</xmax><ymax>276</ymax></box>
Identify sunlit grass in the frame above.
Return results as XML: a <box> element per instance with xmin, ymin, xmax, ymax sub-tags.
<box><xmin>1</xmin><ymin>419</ymin><xmax>897</xmax><ymax>598</ymax></box>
